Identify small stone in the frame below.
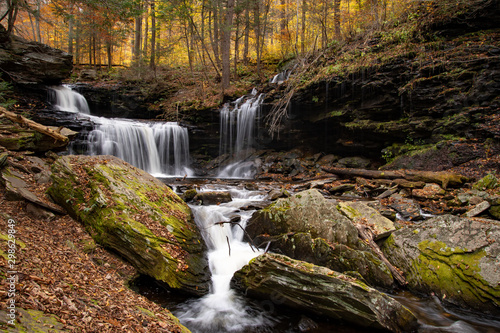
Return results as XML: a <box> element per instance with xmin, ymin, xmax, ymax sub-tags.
<box><xmin>465</xmin><ymin>201</ymin><xmax>491</xmax><ymax>217</ymax></box>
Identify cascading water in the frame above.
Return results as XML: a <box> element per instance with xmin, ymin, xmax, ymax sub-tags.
<box><xmin>175</xmin><ymin>185</ymin><xmax>274</xmax><ymax>332</ymax></box>
<box><xmin>87</xmin><ymin>118</ymin><xmax>193</xmax><ymax>177</ymax></box>
<box><xmin>50</xmin><ymin>85</ymin><xmax>90</xmax><ymax>114</ymax></box>
<box><xmin>50</xmin><ymin>85</ymin><xmax>193</xmax><ymax>177</ymax></box>
<box><xmin>218</xmin><ymin>90</ymin><xmax>264</xmax><ymax>179</ymax></box>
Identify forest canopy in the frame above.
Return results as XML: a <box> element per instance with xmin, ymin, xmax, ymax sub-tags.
<box><xmin>2</xmin><ymin>0</ymin><xmax>417</xmax><ymax>87</ymax></box>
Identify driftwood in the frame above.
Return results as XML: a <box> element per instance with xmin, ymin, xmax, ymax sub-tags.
<box><xmin>0</xmin><ymin>107</ymin><xmax>69</xmax><ymax>143</ymax></box>
<box><xmin>356</xmin><ymin>224</ymin><xmax>407</xmax><ymax>287</ymax></box>
<box><xmin>322</xmin><ymin>167</ymin><xmax>468</xmax><ymax>189</ymax></box>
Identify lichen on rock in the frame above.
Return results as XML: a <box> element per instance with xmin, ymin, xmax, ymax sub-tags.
<box><xmin>381</xmin><ymin>214</ymin><xmax>500</xmax><ymax>314</ymax></box>
<box><xmin>48</xmin><ymin>155</ymin><xmax>210</xmax><ymax>295</ymax></box>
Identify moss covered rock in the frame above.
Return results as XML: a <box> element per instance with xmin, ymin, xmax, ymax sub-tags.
<box><xmin>231</xmin><ymin>253</ymin><xmax>418</xmax><ymax>333</ymax></box>
<box><xmin>381</xmin><ymin>214</ymin><xmax>500</xmax><ymax>314</ymax></box>
<box><xmin>253</xmin><ymin>232</ymin><xmax>393</xmax><ymax>288</ymax></box>
<box><xmin>48</xmin><ymin>155</ymin><xmax>210</xmax><ymax>295</ymax></box>
<box><xmin>247</xmin><ymin>189</ymin><xmax>394</xmax><ymax>287</ymax></box>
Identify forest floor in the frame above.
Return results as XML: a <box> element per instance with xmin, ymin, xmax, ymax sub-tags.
<box><xmin>0</xmin><ymin>153</ymin><xmax>189</xmax><ymax>332</ymax></box>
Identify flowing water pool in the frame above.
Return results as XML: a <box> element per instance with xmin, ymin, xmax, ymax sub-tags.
<box><xmin>133</xmin><ymin>178</ymin><xmax>500</xmax><ymax>333</ymax></box>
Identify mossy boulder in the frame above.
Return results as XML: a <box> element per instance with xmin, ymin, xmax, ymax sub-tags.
<box><xmin>473</xmin><ymin>173</ymin><xmax>499</xmax><ymax>191</ymax></box>
<box><xmin>48</xmin><ymin>155</ymin><xmax>210</xmax><ymax>295</ymax></box>
<box><xmin>231</xmin><ymin>253</ymin><xmax>418</xmax><ymax>333</ymax></box>
<box><xmin>253</xmin><ymin>232</ymin><xmax>393</xmax><ymax>288</ymax></box>
<box><xmin>247</xmin><ymin>189</ymin><xmax>394</xmax><ymax>287</ymax></box>
<box><xmin>381</xmin><ymin>214</ymin><xmax>500</xmax><ymax>314</ymax></box>
<box><xmin>248</xmin><ymin>189</ymin><xmax>359</xmax><ymax>246</ymax></box>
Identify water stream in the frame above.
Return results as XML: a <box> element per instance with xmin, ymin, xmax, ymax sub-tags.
<box><xmin>50</xmin><ymin>85</ymin><xmax>193</xmax><ymax>177</ymax></box>
<box><xmin>49</xmin><ymin>84</ymin><xmax>500</xmax><ymax>333</ymax></box>
<box><xmin>218</xmin><ymin>90</ymin><xmax>264</xmax><ymax>179</ymax></box>
<box><xmin>173</xmin><ymin>184</ymin><xmax>274</xmax><ymax>332</ymax></box>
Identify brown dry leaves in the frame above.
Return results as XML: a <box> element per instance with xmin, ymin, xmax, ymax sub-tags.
<box><xmin>0</xmin><ymin>164</ymin><xmax>188</xmax><ymax>332</ymax></box>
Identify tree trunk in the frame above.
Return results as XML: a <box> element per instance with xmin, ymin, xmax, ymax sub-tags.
<box><xmin>75</xmin><ymin>21</ymin><xmax>80</xmax><ymax>65</ymax></box>
<box><xmin>0</xmin><ymin>107</ymin><xmax>69</xmax><ymax>143</ymax></box>
<box><xmin>233</xmin><ymin>2</ymin><xmax>240</xmax><ymax>78</ymax></box>
<box><xmin>221</xmin><ymin>0</ymin><xmax>235</xmax><ymax>90</ymax></box>
<box><xmin>321</xmin><ymin>167</ymin><xmax>468</xmax><ymax>189</ymax></box>
<box><xmin>134</xmin><ymin>1</ymin><xmax>143</xmax><ymax>63</ymax></box>
<box><xmin>356</xmin><ymin>225</ymin><xmax>407</xmax><ymax>287</ymax></box>
<box><xmin>243</xmin><ymin>3</ymin><xmax>250</xmax><ymax>65</ymax></box>
<box><xmin>150</xmin><ymin>0</ymin><xmax>156</xmax><ymax>70</ymax></box>
<box><xmin>35</xmin><ymin>0</ymin><xmax>42</xmax><ymax>42</ymax></box>
<box><xmin>68</xmin><ymin>15</ymin><xmax>74</xmax><ymax>55</ymax></box>
<box><xmin>334</xmin><ymin>0</ymin><xmax>341</xmax><ymax>39</ymax></box>
<box><xmin>254</xmin><ymin>0</ymin><xmax>261</xmax><ymax>75</ymax></box>
<box><xmin>301</xmin><ymin>0</ymin><xmax>306</xmax><ymax>54</ymax></box>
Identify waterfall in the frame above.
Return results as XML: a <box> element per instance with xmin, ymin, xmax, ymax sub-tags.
<box><xmin>50</xmin><ymin>85</ymin><xmax>90</xmax><ymax>114</ymax></box>
<box><xmin>87</xmin><ymin>118</ymin><xmax>193</xmax><ymax>177</ymax></box>
<box><xmin>50</xmin><ymin>86</ymin><xmax>193</xmax><ymax>177</ymax></box>
<box><xmin>270</xmin><ymin>70</ymin><xmax>291</xmax><ymax>84</ymax></box>
<box><xmin>218</xmin><ymin>90</ymin><xmax>264</xmax><ymax>179</ymax></box>
<box><xmin>175</xmin><ymin>186</ymin><xmax>273</xmax><ymax>332</ymax></box>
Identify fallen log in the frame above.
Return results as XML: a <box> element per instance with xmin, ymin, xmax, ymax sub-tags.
<box><xmin>0</xmin><ymin>107</ymin><xmax>69</xmax><ymax>143</ymax></box>
<box><xmin>321</xmin><ymin>167</ymin><xmax>468</xmax><ymax>189</ymax></box>
<box><xmin>356</xmin><ymin>224</ymin><xmax>407</xmax><ymax>287</ymax></box>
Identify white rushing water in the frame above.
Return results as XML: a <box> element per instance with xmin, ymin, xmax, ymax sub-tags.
<box><xmin>50</xmin><ymin>85</ymin><xmax>193</xmax><ymax>177</ymax></box>
<box><xmin>175</xmin><ymin>185</ymin><xmax>273</xmax><ymax>332</ymax></box>
<box><xmin>87</xmin><ymin>118</ymin><xmax>193</xmax><ymax>177</ymax></box>
<box><xmin>50</xmin><ymin>85</ymin><xmax>90</xmax><ymax>114</ymax></box>
<box><xmin>218</xmin><ymin>90</ymin><xmax>264</xmax><ymax>179</ymax></box>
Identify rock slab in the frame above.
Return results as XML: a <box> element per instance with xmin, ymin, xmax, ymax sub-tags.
<box><xmin>48</xmin><ymin>155</ymin><xmax>210</xmax><ymax>295</ymax></box>
<box><xmin>382</xmin><ymin>214</ymin><xmax>500</xmax><ymax>314</ymax></box>
<box><xmin>231</xmin><ymin>253</ymin><xmax>418</xmax><ymax>333</ymax></box>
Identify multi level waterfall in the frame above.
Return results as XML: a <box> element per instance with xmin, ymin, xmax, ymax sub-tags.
<box><xmin>51</xmin><ymin>85</ymin><xmax>193</xmax><ymax>177</ymax></box>
<box><xmin>218</xmin><ymin>90</ymin><xmax>264</xmax><ymax>178</ymax></box>
<box><xmin>175</xmin><ymin>185</ymin><xmax>273</xmax><ymax>332</ymax></box>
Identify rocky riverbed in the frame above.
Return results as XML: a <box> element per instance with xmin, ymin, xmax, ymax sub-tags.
<box><xmin>1</xmin><ymin>141</ymin><xmax>499</xmax><ymax>332</ymax></box>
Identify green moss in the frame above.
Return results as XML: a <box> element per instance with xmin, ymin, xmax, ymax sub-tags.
<box><xmin>415</xmin><ymin>240</ymin><xmax>499</xmax><ymax>306</ymax></box>
<box><xmin>48</xmin><ymin>156</ymin><xmax>209</xmax><ymax>295</ymax></box>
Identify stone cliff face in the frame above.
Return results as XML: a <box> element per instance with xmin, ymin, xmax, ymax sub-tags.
<box><xmin>0</xmin><ymin>25</ymin><xmax>73</xmax><ymax>85</ymax></box>
<box><xmin>261</xmin><ymin>0</ymin><xmax>500</xmax><ymax>162</ymax></box>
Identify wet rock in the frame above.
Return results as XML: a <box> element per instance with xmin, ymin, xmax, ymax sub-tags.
<box><xmin>0</xmin><ymin>122</ymin><xmax>77</xmax><ymax>153</ymax></box>
<box><xmin>194</xmin><ymin>191</ymin><xmax>232</xmax><ymax>205</ymax></box>
<box><xmin>0</xmin><ymin>152</ymin><xmax>7</xmax><ymax>168</ymax></box>
<box><xmin>328</xmin><ymin>184</ymin><xmax>355</xmax><ymax>194</ymax></box>
<box><xmin>231</xmin><ymin>253</ymin><xmax>419</xmax><ymax>333</ymax></box>
<box><xmin>181</xmin><ymin>188</ymin><xmax>197</xmax><ymax>202</ymax></box>
<box><xmin>268</xmin><ymin>187</ymin><xmax>290</xmax><ymax>200</ymax></box>
<box><xmin>381</xmin><ymin>214</ymin><xmax>500</xmax><ymax>314</ymax></box>
<box><xmin>26</xmin><ymin>202</ymin><xmax>56</xmax><ymax>221</ymax></box>
<box><xmin>388</xmin><ymin>194</ymin><xmax>423</xmax><ymax>221</ymax></box>
<box><xmin>317</xmin><ymin>154</ymin><xmax>339</xmax><ymax>165</ymax></box>
<box><xmin>48</xmin><ymin>155</ymin><xmax>211</xmax><ymax>296</ymax></box>
<box><xmin>0</xmin><ymin>308</ymin><xmax>65</xmax><ymax>332</ymax></box>
<box><xmin>338</xmin><ymin>201</ymin><xmax>396</xmax><ymax>240</ymax></box>
<box><xmin>298</xmin><ymin>315</ymin><xmax>318</xmax><ymax>332</ymax></box>
<box><xmin>247</xmin><ymin>189</ymin><xmax>394</xmax><ymax>287</ymax></box>
<box><xmin>253</xmin><ymin>232</ymin><xmax>394</xmax><ymax>288</ymax></box>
